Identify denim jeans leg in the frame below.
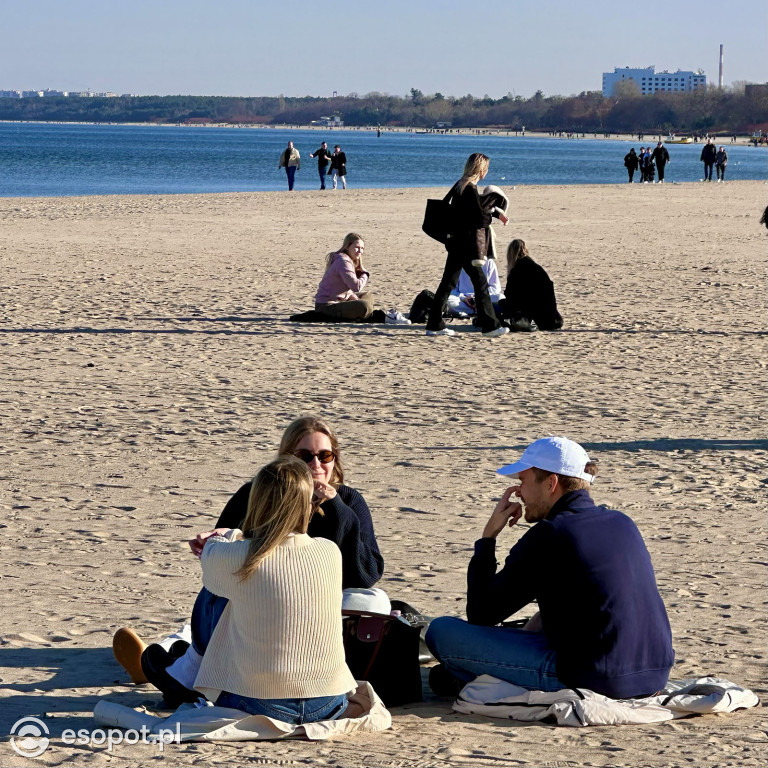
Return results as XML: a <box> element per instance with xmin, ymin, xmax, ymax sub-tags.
<box><xmin>215</xmin><ymin>692</ymin><xmax>348</xmax><ymax>724</ymax></box>
<box><xmin>319</xmin><ymin>166</ymin><xmax>326</xmax><ymax>189</ymax></box>
<box><xmin>286</xmin><ymin>166</ymin><xmax>296</xmax><ymax>190</ymax></box>
<box><xmin>190</xmin><ymin>587</ymin><xmax>229</xmax><ymax>656</ymax></box>
<box><xmin>425</xmin><ymin>616</ymin><xmax>565</xmax><ymax>691</ymax></box>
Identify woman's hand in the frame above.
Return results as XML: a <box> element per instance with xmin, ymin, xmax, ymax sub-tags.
<box><xmin>188</xmin><ymin>528</ymin><xmax>230</xmax><ymax>558</ymax></box>
<box><xmin>313</xmin><ymin>480</ymin><xmax>337</xmax><ymax>503</ymax></box>
<box><xmin>498</xmin><ymin>212</ymin><xmax>509</xmax><ymax>226</ymax></box>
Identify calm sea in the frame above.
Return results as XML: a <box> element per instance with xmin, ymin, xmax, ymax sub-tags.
<box><xmin>0</xmin><ymin>122</ymin><xmax>764</xmax><ymax>197</ymax></box>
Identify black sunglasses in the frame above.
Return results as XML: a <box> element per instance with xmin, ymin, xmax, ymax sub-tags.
<box><xmin>294</xmin><ymin>449</ymin><xmax>336</xmax><ymax>464</ymax></box>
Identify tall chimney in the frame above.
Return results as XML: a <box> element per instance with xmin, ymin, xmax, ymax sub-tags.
<box><xmin>719</xmin><ymin>44</ymin><xmax>724</xmax><ymax>87</ymax></box>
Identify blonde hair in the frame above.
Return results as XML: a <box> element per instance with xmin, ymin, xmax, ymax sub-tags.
<box><xmin>506</xmin><ymin>238</ymin><xmax>529</xmax><ymax>274</ymax></box>
<box><xmin>236</xmin><ymin>455</ymin><xmax>314</xmax><ymax>581</ymax></box>
<box><xmin>278</xmin><ymin>416</ymin><xmax>344</xmax><ymax>486</ymax></box>
<box><xmin>326</xmin><ymin>232</ymin><xmax>364</xmax><ymax>270</ymax></box>
<box><xmin>457</xmin><ymin>153</ymin><xmax>490</xmax><ymax>193</ymax></box>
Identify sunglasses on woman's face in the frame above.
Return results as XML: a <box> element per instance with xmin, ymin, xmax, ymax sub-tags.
<box><xmin>294</xmin><ymin>449</ymin><xmax>335</xmax><ymax>464</ymax></box>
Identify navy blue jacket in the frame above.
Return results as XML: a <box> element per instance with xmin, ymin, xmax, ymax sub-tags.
<box><xmin>467</xmin><ymin>490</ymin><xmax>674</xmax><ymax>698</ymax></box>
<box><xmin>216</xmin><ymin>482</ymin><xmax>384</xmax><ymax>589</ymax></box>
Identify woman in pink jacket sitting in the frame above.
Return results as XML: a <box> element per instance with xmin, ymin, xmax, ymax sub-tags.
<box><xmin>314</xmin><ymin>233</ymin><xmax>375</xmax><ymax>321</ymax></box>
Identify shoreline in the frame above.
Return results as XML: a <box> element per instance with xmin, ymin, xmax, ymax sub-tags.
<box><xmin>0</xmin><ymin>118</ymin><xmax>762</xmax><ymax>145</ymax></box>
<box><xmin>0</xmin><ymin>178</ymin><xmax>762</xmax><ymax>203</ymax></box>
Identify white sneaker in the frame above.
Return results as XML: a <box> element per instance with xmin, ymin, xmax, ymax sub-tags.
<box><xmin>426</xmin><ymin>328</ymin><xmax>456</xmax><ymax>336</ymax></box>
<box><xmin>482</xmin><ymin>326</ymin><xmax>510</xmax><ymax>338</ymax></box>
<box><xmin>385</xmin><ymin>309</ymin><xmax>411</xmax><ymax>325</ymax></box>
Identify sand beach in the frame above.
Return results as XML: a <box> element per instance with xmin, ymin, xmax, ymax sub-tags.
<box><xmin>1</xmin><ymin>180</ymin><xmax>766</xmax><ymax>767</ymax></box>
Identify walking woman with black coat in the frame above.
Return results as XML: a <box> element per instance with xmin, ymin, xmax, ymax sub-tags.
<box><xmin>425</xmin><ymin>153</ymin><xmax>509</xmax><ymax>338</ymax></box>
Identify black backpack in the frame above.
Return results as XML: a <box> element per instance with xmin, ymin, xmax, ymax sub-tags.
<box><xmin>408</xmin><ymin>289</ymin><xmax>435</xmax><ymax>324</ymax></box>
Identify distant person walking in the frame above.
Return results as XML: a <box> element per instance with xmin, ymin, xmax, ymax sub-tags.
<box><xmin>623</xmin><ymin>148</ymin><xmax>639</xmax><ymax>183</ymax></box>
<box><xmin>278</xmin><ymin>141</ymin><xmax>301</xmax><ymax>191</ymax></box>
<box><xmin>642</xmin><ymin>150</ymin><xmax>655</xmax><ymax>183</ymax></box>
<box><xmin>715</xmin><ymin>146</ymin><xmax>728</xmax><ymax>182</ymax></box>
<box><xmin>637</xmin><ymin>147</ymin><xmax>646</xmax><ymax>182</ymax></box>
<box><xmin>309</xmin><ymin>142</ymin><xmax>332</xmax><ymax>190</ymax></box>
<box><xmin>329</xmin><ymin>145</ymin><xmax>347</xmax><ymax>190</ymax></box>
<box><xmin>651</xmin><ymin>142</ymin><xmax>670</xmax><ymax>183</ymax></box>
<box><xmin>700</xmin><ymin>139</ymin><xmax>717</xmax><ymax>182</ymax></box>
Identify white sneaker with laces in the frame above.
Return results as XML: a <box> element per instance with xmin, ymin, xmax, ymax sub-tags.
<box><xmin>385</xmin><ymin>309</ymin><xmax>412</xmax><ymax>325</ymax></box>
<box><xmin>426</xmin><ymin>328</ymin><xmax>456</xmax><ymax>336</ymax></box>
<box><xmin>482</xmin><ymin>326</ymin><xmax>510</xmax><ymax>338</ymax></box>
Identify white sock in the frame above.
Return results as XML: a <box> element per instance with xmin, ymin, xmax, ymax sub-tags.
<box><xmin>158</xmin><ymin>623</ymin><xmax>193</xmax><ymax>651</ymax></box>
<box><xmin>165</xmin><ymin>645</ymin><xmax>203</xmax><ymax>689</ymax></box>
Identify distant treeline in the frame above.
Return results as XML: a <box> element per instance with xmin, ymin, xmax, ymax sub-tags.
<box><xmin>0</xmin><ymin>87</ymin><xmax>765</xmax><ymax>135</ymax></box>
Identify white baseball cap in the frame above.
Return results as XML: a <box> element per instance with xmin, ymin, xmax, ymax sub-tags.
<box><xmin>497</xmin><ymin>436</ymin><xmax>595</xmax><ymax>483</ymax></box>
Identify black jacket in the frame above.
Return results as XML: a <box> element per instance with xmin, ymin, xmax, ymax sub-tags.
<box><xmin>500</xmin><ymin>256</ymin><xmax>563</xmax><ymax>330</ymax></box>
<box><xmin>623</xmin><ymin>151</ymin><xmax>638</xmax><ymax>170</ymax></box>
<box><xmin>651</xmin><ymin>146</ymin><xmax>669</xmax><ymax>165</ymax></box>
<box><xmin>700</xmin><ymin>144</ymin><xmax>717</xmax><ymax>163</ymax></box>
<box><xmin>216</xmin><ymin>482</ymin><xmax>384</xmax><ymax>589</ymax></box>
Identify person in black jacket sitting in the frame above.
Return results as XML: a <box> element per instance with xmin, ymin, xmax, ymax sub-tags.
<box><xmin>499</xmin><ymin>239</ymin><xmax>563</xmax><ymax>331</ymax></box>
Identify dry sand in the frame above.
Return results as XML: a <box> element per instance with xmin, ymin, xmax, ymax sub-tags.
<box><xmin>1</xmin><ymin>180</ymin><xmax>766</xmax><ymax>767</ymax></box>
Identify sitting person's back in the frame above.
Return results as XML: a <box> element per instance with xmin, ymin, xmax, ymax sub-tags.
<box><xmin>192</xmin><ymin>456</ymin><xmax>355</xmax><ymax>723</ymax></box>
<box><xmin>500</xmin><ymin>239</ymin><xmax>563</xmax><ymax>331</ymax></box>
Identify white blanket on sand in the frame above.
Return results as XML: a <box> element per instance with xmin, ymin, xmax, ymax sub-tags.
<box><xmin>94</xmin><ymin>681</ymin><xmax>390</xmax><ymax>742</ymax></box>
<box><xmin>452</xmin><ymin>675</ymin><xmax>759</xmax><ymax>727</ymax></box>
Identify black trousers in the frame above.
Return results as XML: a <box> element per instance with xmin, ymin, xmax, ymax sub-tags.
<box><xmin>426</xmin><ymin>247</ymin><xmax>500</xmax><ymax>333</ymax></box>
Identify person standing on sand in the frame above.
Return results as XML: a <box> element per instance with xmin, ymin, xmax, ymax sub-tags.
<box><xmin>279</xmin><ymin>141</ymin><xmax>301</xmax><ymax>191</ymax></box>
<box><xmin>425</xmin><ymin>436</ymin><xmax>674</xmax><ymax>699</ymax></box>
<box><xmin>424</xmin><ymin>153</ymin><xmax>509</xmax><ymax>338</ymax></box>
<box><xmin>700</xmin><ymin>139</ymin><xmax>717</xmax><ymax>182</ymax></box>
<box><xmin>309</xmin><ymin>141</ymin><xmax>332</xmax><ymax>190</ymax></box>
<box><xmin>623</xmin><ymin>148</ymin><xmax>639</xmax><ymax>183</ymax></box>
<box><xmin>642</xmin><ymin>149</ymin><xmax>655</xmax><ymax>183</ymax></box>
<box><xmin>715</xmin><ymin>147</ymin><xmax>728</xmax><ymax>182</ymax></box>
<box><xmin>329</xmin><ymin>145</ymin><xmax>347</xmax><ymax>189</ymax></box>
<box><xmin>651</xmin><ymin>142</ymin><xmax>670</xmax><ymax>183</ymax></box>
<box><xmin>637</xmin><ymin>147</ymin><xmax>646</xmax><ymax>182</ymax></box>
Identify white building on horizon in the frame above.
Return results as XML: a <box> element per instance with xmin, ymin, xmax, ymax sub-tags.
<box><xmin>602</xmin><ymin>66</ymin><xmax>706</xmax><ymax>97</ymax></box>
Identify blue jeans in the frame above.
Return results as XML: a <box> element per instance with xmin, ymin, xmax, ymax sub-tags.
<box><xmin>192</xmin><ymin>587</ymin><xmax>348</xmax><ymax>722</ymax></box>
<box><xmin>285</xmin><ymin>165</ymin><xmax>297</xmax><ymax>190</ymax></box>
<box><xmin>215</xmin><ymin>691</ymin><xmax>348</xmax><ymax>724</ymax></box>
<box><xmin>191</xmin><ymin>587</ymin><xmax>229</xmax><ymax>655</ymax></box>
<box><xmin>318</xmin><ymin>165</ymin><xmax>327</xmax><ymax>188</ymax></box>
<box><xmin>426</xmin><ymin>616</ymin><xmax>565</xmax><ymax>691</ymax></box>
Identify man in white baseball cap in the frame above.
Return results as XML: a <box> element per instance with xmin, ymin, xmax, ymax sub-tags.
<box><xmin>425</xmin><ymin>436</ymin><xmax>674</xmax><ymax>699</ymax></box>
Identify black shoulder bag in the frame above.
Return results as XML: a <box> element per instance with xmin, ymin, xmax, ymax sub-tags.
<box><xmin>422</xmin><ymin>183</ymin><xmax>457</xmax><ymax>244</ymax></box>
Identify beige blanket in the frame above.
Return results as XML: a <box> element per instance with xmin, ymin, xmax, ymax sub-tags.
<box><xmin>94</xmin><ymin>681</ymin><xmax>391</xmax><ymax>742</ymax></box>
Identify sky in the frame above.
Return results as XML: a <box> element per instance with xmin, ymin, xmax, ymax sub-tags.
<box><xmin>3</xmin><ymin>1</ymin><xmax>766</xmax><ymax>99</ymax></box>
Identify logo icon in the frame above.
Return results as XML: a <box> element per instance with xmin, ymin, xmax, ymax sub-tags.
<box><xmin>10</xmin><ymin>716</ymin><xmax>50</xmax><ymax>758</ymax></box>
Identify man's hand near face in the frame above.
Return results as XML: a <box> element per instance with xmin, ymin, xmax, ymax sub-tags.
<box><xmin>482</xmin><ymin>485</ymin><xmax>523</xmax><ymax>539</ymax></box>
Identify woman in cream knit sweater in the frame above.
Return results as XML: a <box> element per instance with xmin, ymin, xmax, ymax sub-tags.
<box><xmin>192</xmin><ymin>455</ymin><xmax>356</xmax><ymax>723</ymax></box>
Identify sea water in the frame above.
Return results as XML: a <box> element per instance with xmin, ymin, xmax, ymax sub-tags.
<box><xmin>0</xmin><ymin>122</ymin><xmax>764</xmax><ymax>197</ymax></box>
